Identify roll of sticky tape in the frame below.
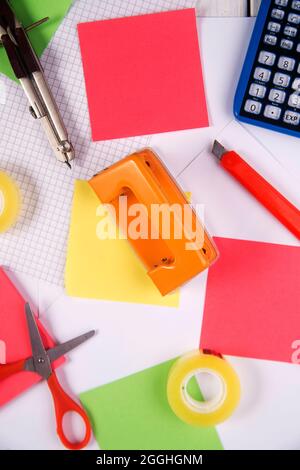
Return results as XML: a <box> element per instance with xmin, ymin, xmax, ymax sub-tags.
<box><xmin>0</xmin><ymin>171</ymin><xmax>21</xmax><ymax>233</ymax></box>
<box><xmin>167</xmin><ymin>350</ymin><xmax>240</xmax><ymax>426</ymax></box>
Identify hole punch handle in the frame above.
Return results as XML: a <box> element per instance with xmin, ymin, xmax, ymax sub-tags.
<box><xmin>47</xmin><ymin>372</ymin><xmax>92</xmax><ymax>450</ymax></box>
<box><xmin>89</xmin><ymin>149</ymin><xmax>219</xmax><ymax>295</ymax></box>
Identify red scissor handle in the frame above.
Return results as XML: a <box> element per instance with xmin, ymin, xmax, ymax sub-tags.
<box><xmin>0</xmin><ymin>359</ymin><xmax>26</xmax><ymax>381</ymax></box>
<box><xmin>47</xmin><ymin>372</ymin><xmax>92</xmax><ymax>450</ymax></box>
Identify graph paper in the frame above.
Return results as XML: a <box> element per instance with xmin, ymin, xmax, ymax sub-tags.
<box><xmin>0</xmin><ymin>0</ymin><xmax>196</xmax><ymax>285</ymax></box>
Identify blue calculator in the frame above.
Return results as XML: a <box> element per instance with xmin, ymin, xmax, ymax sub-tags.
<box><xmin>234</xmin><ymin>0</ymin><xmax>300</xmax><ymax>139</ymax></box>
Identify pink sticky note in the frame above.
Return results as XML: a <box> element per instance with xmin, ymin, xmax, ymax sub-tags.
<box><xmin>77</xmin><ymin>9</ymin><xmax>209</xmax><ymax>141</ymax></box>
<box><xmin>200</xmin><ymin>238</ymin><xmax>300</xmax><ymax>364</ymax></box>
<box><xmin>0</xmin><ymin>268</ymin><xmax>63</xmax><ymax>406</ymax></box>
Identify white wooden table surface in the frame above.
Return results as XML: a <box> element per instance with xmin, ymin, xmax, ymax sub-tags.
<box><xmin>198</xmin><ymin>0</ymin><xmax>261</xmax><ymax>16</ymax></box>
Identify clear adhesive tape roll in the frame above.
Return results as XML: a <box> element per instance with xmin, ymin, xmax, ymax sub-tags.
<box><xmin>167</xmin><ymin>350</ymin><xmax>241</xmax><ymax>426</ymax></box>
<box><xmin>0</xmin><ymin>171</ymin><xmax>21</xmax><ymax>233</ymax></box>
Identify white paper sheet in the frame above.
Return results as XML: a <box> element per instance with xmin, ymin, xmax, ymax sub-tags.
<box><xmin>153</xmin><ymin>18</ymin><xmax>300</xmax><ymax>246</ymax></box>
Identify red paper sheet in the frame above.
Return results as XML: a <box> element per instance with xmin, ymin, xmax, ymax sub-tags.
<box><xmin>77</xmin><ymin>8</ymin><xmax>209</xmax><ymax>141</ymax></box>
<box><xmin>200</xmin><ymin>238</ymin><xmax>300</xmax><ymax>364</ymax></box>
<box><xmin>0</xmin><ymin>268</ymin><xmax>63</xmax><ymax>406</ymax></box>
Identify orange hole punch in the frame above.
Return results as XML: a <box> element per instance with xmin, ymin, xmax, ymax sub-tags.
<box><xmin>89</xmin><ymin>148</ymin><xmax>218</xmax><ymax>295</ymax></box>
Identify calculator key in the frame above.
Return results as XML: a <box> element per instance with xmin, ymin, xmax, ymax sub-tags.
<box><xmin>271</xmin><ymin>8</ymin><xmax>285</xmax><ymax>19</ymax></box>
<box><xmin>264</xmin><ymin>34</ymin><xmax>277</xmax><ymax>46</ymax></box>
<box><xmin>258</xmin><ymin>51</ymin><xmax>276</xmax><ymax>66</ymax></box>
<box><xmin>292</xmin><ymin>77</ymin><xmax>300</xmax><ymax>90</ymax></box>
<box><xmin>269</xmin><ymin>88</ymin><xmax>286</xmax><ymax>103</ymax></box>
<box><xmin>297</xmin><ymin>43</ymin><xmax>300</xmax><ymax>52</ymax></box>
<box><xmin>273</xmin><ymin>72</ymin><xmax>291</xmax><ymax>87</ymax></box>
<box><xmin>281</xmin><ymin>39</ymin><xmax>294</xmax><ymax>49</ymax></box>
<box><xmin>288</xmin><ymin>13</ymin><xmax>300</xmax><ymax>23</ymax></box>
<box><xmin>275</xmin><ymin>0</ymin><xmax>288</xmax><ymax>5</ymax></box>
<box><xmin>292</xmin><ymin>1</ymin><xmax>300</xmax><ymax>10</ymax></box>
<box><xmin>278</xmin><ymin>56</ymin><xmax>295</xmax><ymax>71</ymax></box>
<box><xmin>283</xmin><ymin>110</ymin><xmax>300</xmax><ymax>125</ymax></box>
<box><xmin>284</xmin><ymin>26</ymin><xmax>298</xmax><ymax>36</ymax></box>
<box><xmin>254</xmin><ymin>67</ymin><xmax>271</xmax><ymax>82</ymax></box>
<box><xmin>249</xmin><ymin>83</ymin><xmax>267</xmax><ymax>99</ymax></box>
<box><xmin>244</xmin><ymin>100</ymin><xmax>262</xmax><ymax>115</ymax></box>
<box><xmin>268</xmin><ymin>21</ymin><xmax>281</xmax><ymax>32</ymax></box>
<box><xmin>288</xmin><ymin>93</ymin><xmax>300</xmax><ymax>108</ymax></box>
<box><xmin>264</xmin><ymin>105</ymin><xmax>282</xmax><ymax>120</ymax></box>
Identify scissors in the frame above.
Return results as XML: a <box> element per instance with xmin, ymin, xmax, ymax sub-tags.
<box><xmin>0</xmin><ymin>303</ymin><xmax>95</xmax><ymax>450</ymax></box>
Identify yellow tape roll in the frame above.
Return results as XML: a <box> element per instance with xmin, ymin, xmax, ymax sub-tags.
<box><xmin>167</xmin><ymin>351</ymin><xmax>240</xmax><ymax>426</ymax></box>
<box><xmin>0</xmin><ymin>171</ymin><xmax>21</xmax><ymax>233</ymax></box>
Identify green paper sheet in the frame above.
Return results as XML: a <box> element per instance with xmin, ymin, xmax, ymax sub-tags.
<box><xmin>0</xmin><ymin>0</ymin><xmax>73</xmax><ymax>82</ymax></box>
<box><xmin>80</xmin><ymin>359</ymin><xmax>223</xmax><ymax>450</ymax></box>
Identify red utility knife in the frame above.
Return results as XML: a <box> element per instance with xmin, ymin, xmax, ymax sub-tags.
<box><xmin>212</xmin><ymin>140</ymin><xmax>300</xmax><ymax>240</ymax></box>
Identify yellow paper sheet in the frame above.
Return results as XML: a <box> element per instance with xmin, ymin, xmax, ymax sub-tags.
<box><xmin>65</xmin><ymin>180</ymin><xmax>180</xmax><ymax>307</ymax></box>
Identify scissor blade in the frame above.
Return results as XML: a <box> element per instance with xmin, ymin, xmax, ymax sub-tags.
<box><xmin>24</xmin><ymin>303</ymin><xmax>51</xmax><ymax>379</ymax></box>
<box><xmin>47</xmin><ymin>330</ymin><xmax>95</xmax><ymax>363</ymax></box>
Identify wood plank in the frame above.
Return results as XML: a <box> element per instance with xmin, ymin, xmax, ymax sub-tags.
<box><xmin>250</xmin><ymin>0</ymin><xmax>261</xmax><ymax>16</ymax></box>
<box><xmin>196</xmin><ymin>0</ymin><xmax>248</xmax><ymax>17</ymax></box>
